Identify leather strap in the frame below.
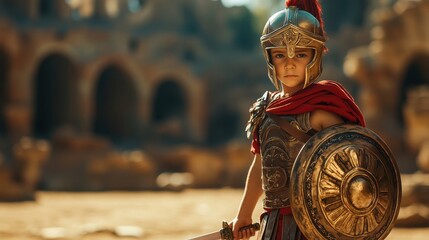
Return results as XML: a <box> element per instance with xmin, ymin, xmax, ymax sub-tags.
<box><xmin>258</xmin><ymin>214</ymin><xmax>268</xmax><ymax>240</ymax></box>
<box><xmin>263</xmin><ymin>209</ymin><xmax>280</xmax><ymax>240</ymax></box>
<box><xmin>288</xmin><ymin>217</ymin><xmax>298</xmax><ymax>240</ymax></box>
<box><xmin>267</xmin><ymin>114</ymin><xmax>311</xmax><ymax>143</ymax></box>
<box><xmin>281</xmin><ymin>214</ymin><xmax>292</xmax><ymax>240</ymax></box>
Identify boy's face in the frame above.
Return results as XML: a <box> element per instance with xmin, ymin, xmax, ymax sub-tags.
<box><xmin>270</xmin><ymin>47</ymin><xmax>314</xmax><ymax>94</ymax></box>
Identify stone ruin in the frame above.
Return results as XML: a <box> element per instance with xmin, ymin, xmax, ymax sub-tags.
<box><xmin>344</xmin><ymin>0</ymin><xmax>429</xmax><ymax>227</ymax></box>
<box><xmin>0</xmin><ymin>0</ymin><xmax>265</xmax><ymax>200</ymax></box>
<box><xmin>0</xmin><ymin>137</ymin><xmax>50</xmax><ymax>201</ymax></box>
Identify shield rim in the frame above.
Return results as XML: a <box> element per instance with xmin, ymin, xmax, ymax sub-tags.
<box><xmin>290</xmin><ymin>124</ymin><xmax>402</xmax><ymax>240</ymax></box>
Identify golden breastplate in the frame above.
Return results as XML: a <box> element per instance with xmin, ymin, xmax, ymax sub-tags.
<box><xmin>259</xmin><ymin>112</ymin><xmax>312</xmax><ymax>209</ymax></box>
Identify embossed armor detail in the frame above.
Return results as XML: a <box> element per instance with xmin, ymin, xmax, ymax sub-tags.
<box><xmin>259</xmin><ymin>112</ymin><xmax>312</xmax><ymax>209</ymax></box>
<box><xmin>246</xmin><ymin>91</ymin><xmax>271</xmax><ymax>140</ymax></box>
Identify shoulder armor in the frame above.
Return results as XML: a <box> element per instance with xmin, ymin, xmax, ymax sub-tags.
<box><xmin>245</xmin><ymin>91</ymin><xmax>272</xmax><ymax>139</ymax></box>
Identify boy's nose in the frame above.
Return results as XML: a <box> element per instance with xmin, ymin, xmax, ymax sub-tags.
<box><xmin>285</xmin><ymin>60</ymin><xmax>295</xmax><ymax>69</ymax></box>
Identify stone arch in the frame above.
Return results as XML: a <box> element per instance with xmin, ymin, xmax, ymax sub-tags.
<box><xmin>32</xmin><ymin>53</ymin><xmax>79</xmax><ymax>138</ymax></box>
<box><xmin>83</xmin><ymin>54</ymin><xmax>146</xmax><ymax>135</ymax></box>
<box><xmin>0</xmin><ymin>48</ymin><xmax>8</xmax><ymax>135</ymax></box>
<box><xmin>151</xmin><ymin>78</ymin><xmax>188</xmax><ymax>142</ymax></box>
<box><xmin>152</xmin><ymin>79</ymin><xmax>186</xmax><ymax>122</ymax></box>
<box><xmin>93</xmin><ymin>64</ymin><xmax>139</xmax><ymax>144</ymax></box>
<box><xmin>397</xmin><ymin>54</ymin><xmax>429</xmax><ymax>126</ymax></box>
<box><xmin>147</xmin><ymin>64</ymin><xmax>207</xmax><ymax>143</ymax></box>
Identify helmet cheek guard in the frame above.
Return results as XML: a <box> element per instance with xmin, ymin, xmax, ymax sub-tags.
<box><xmin>261</xmin><ymin>7</ymin><xmax>326</xmax><ymax>90</ymax></box>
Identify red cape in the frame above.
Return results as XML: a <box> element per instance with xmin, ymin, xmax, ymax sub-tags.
<box><xmin>251</xmin><ymin>80</ymin><xmax>365</xmax><ymax>154</ymax></box>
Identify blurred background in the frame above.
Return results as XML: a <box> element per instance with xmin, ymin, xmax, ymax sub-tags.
<box><xmin>0</xmin><ymin>0</ymin><xmax>428</xmax><ymax>239</ymax></box>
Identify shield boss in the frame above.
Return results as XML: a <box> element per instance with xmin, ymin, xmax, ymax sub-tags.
<box><xmin>290</xmin><ymin>124</ymin><xmax>401</xmax><ymax>240</ymax></box>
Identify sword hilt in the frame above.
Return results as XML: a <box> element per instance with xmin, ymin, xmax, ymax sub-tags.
<box><xmin>220</xmin><ymin>221</ymin><xmax>260</xmax><ymax>240</ymax></box>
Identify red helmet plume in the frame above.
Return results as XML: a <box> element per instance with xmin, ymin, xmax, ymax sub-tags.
<box><xmin>285</xmin><ymin>0</ymin><xmax>325</xmax><ymax>37</ymax></box>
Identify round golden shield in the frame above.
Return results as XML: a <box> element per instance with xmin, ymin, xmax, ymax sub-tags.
<box><xmin>290</xmin><ymin>124</ymin><xmax>401</xmax><ymax>240</ymax></box>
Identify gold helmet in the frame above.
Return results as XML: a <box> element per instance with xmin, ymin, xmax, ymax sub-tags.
<box><xmin>260</xmin><ymin>6</ymin><xmax>326</xmax><ymax>90</ymax></box>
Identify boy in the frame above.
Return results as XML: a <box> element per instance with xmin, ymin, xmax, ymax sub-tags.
<box><xmin>231</xmin><ymin>0</ymin><xmax>365</xmax><ymax>239</ymax></box>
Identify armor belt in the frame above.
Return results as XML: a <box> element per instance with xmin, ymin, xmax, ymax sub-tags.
<box><xmin>257</xmin><ymin>208</ymin><xmax>304</xmax><ymax>240</ymax></box>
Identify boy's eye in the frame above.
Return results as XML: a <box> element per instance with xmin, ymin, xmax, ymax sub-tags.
<box><xmin>274</xmin><ymin>53</ymin><xmax>284</xmax><ymax>58</ymax></box>
<box><xmin>296</xmin><ymin>53</ymin><xmax>307</xmax><ymax>58</ymax></box>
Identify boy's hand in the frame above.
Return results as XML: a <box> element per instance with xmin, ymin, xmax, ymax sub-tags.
<box><xmin>230</xmin><ymin>218</ymin><xmax>256</xmax><ymax>240</ymax></box>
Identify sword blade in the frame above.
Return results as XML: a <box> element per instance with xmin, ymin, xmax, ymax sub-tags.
<box><xmin>187</xmin><ymin>230</ymin><xmax>220</xmax><ymax>240</ymax></box>
<box><xmin>188</xmin><ymin>222</ymin><xmax>259</xmax><ymax>240</ymax></box>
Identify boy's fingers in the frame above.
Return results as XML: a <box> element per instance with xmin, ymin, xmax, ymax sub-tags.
<box><xmin>238</xmin><ymin>228</ymin><xmax>253</xmax><ymax>239</ymax></box>
<box><xmin>233</xmin><ymin>229</ymin><xmax>239</xmax><ymax>239</ymax></box>
<box><xmin>250</xmin><ymin>228</ymin><xmax>255</xmax><ymax>236</ymax></box>
<box><xmin>244</xmin><ymin>229</ymin><xmax>250</xmax><ymax>238</ymax></box>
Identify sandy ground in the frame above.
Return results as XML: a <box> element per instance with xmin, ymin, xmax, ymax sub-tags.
<box><xmin>0</xmin><ymin>189</ymin><xmax>427</xmax><ymax>240</ymax></box>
